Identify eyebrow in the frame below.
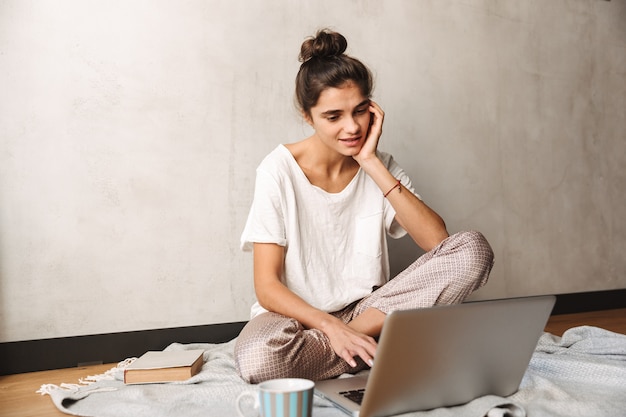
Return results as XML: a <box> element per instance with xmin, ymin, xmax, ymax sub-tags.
<box><xmin>320</xmin><ymin>99</ymin><xmax>370</xmax><ymax>117</ymax></box>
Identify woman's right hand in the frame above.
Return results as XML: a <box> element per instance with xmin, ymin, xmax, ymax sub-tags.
<box><xmin>321</xmin><ymin>315</ymin><xmax>377</xmax><ymax>368</ymax></box>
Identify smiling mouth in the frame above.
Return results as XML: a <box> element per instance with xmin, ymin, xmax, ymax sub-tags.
<box><xmin>340</xmin><ymin>136</ymin><xmax>362</xmax><ymax>146</ymax></box>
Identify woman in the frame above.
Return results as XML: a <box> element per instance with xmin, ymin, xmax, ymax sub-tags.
<box><xmin>235</xmin><ymin>29</ymin><xmax>494</xmax><ymax>384</ymax></box>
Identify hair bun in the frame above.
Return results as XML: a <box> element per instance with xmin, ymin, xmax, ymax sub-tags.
<box><xmin>299</xmin><ymin>29</ymin><xmax>348</xmax><ymax>63</ymax></box>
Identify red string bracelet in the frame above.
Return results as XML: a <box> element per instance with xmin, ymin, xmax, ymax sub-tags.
<box><xmin>383</xmin><ymin>179</ymin><xmax>402</xmax><ymax>198</ymax></box>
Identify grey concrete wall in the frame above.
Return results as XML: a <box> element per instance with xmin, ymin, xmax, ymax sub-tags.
<box><xmin>1</xmin><ymin>0</ymin><xmax>624</xmax><ymax>342</ymax></box>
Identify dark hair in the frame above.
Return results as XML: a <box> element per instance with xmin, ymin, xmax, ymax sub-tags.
<box><xmin>295</xmin><ymin>29</ymin><xmax>373</xmax><ymax>117</ymax></box>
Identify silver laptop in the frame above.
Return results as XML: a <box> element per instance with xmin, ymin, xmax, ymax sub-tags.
<box><xmin>315</xmin><ymin>296</ymin><xmax>556</xmax><ymax>417</ymax></box>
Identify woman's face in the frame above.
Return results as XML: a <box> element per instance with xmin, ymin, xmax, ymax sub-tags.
<box><xmin>305</xmin><ymin>81</ymin><xmax>371</xmax><ymax>157</ymax></box>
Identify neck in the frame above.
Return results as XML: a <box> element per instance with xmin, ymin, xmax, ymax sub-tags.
<box><xmin>284</xmin><ymin>137</ymin><xmax>360</xmax><ymax>193</ymax></box>
<box><xmin>304</xmin><ymin>135</ymin><xmax>357</xmax><ymax>179</ymax></box>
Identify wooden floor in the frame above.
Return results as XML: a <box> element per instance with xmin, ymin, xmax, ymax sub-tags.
<box><xmin>1</xmin><ymin>308</ymin><xmax>625</xmax><ymax>417</ymax></box>
<box><xmin>543</xmin><ymin>308</ymin><xmax>626</xmax><ymax>337</ymax></box>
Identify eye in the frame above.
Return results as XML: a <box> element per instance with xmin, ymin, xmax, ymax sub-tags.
<box><xmin>355</xmin><ymin>107</ymin><xmax>368</xmax><ymax>115</ymax></box>
<box><xmin>326</xmin><ymin>115</ymin><xmax>339</xmax><ymax>122</ymax></box>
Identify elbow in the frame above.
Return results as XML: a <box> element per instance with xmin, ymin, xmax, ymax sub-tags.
<box><xmin>253</xmin><ymin>280</ymin><xmax>282</xmax><ymax>313</ymax></box>
<box><xmin>420</xmin><ymin>221</ymin><xmax>449</xmax><ymax>252</ymax></box>
<box><xmin>422</xmin><ymin>234</ymin><xmax>448</xmax><ymax>253</ymax></box>
<box><xmin>254</xmin><ymin>287</ymin><xmax>272</xmax><ymax>312</ymax></box>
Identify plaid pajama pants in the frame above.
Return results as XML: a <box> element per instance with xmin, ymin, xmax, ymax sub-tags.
<box><xmin>235</xmin><ymin>230</ymin><xmax>494</xmax><ymax>383</ymax></box>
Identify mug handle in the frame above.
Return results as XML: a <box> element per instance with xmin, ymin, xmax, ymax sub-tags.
<box><xmin>236</xmin><ymin>391</ymin><xmax>259</xmax><ymax>417</ymax></box>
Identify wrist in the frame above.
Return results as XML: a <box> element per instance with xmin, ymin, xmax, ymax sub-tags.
<box><xmin>383</xmin><ymin>179</ymin><xmax>402</xmax><ymax>198</ymax></box>
<box><xmin>355</xmin><ymin>153</ymin><xmax>383</xmax><ymax>173</ymax></box>
<box><xmin>318</xmin><ymin>313</ymin><xmax>342</xmax><ymax>334</ymax></box>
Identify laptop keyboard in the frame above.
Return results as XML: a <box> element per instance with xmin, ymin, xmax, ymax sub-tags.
<box><xmin>339</xmin><ymin>389</ymin><xmax>366</xmax><ymax>405</ymax></box>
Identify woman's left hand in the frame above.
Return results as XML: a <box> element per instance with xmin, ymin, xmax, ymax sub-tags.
<box><xmin>353</xmin><ymin>101</ymin><xmax>384</xmax><ymax>165</ymax></box>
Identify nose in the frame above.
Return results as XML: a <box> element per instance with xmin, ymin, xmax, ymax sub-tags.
<box><xmin>343</xmin><ymin>116</ymin><xmax>360</xmax><ymax>134</ymax></box>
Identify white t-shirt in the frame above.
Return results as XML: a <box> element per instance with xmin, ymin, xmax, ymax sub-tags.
<box><xmin>241</xmin><ymin>145</ymin><xmax>419</xmax><ymax>318</ymax></box>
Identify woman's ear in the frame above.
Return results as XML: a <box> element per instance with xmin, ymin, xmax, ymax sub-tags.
<box><xmin>302</xmin><ymin>111</ymin><xmax>314</xmax><ymax>127</ymax></box>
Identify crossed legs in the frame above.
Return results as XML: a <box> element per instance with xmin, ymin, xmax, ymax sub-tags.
<box><xmin>235</xmin><ymin>230</ymin><xmax>494</xmax><ymax>383</ymax></box>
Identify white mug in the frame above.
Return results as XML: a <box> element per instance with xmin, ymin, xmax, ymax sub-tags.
<box><xmin>236</xmin><ymin>378</ymin><xmax>315</xmax><ymax>417</ymax></box>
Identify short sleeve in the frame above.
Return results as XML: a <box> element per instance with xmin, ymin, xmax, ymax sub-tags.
<box><xmin>240</xmin><ymin>168</ymin><xmax>287</xmax><ymax>251</ymax></box>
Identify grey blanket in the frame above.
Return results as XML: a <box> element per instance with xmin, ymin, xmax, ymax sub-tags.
<box><xmin>38</xmin><ymin>326</ymin><xmax>626</xmax><ymax>417</ymax></box>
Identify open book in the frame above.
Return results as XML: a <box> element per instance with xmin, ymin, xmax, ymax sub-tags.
<box><xmin>124</xmin><ymin>349</ymin><xmax>204</xmax><ymax>384</ymax></box>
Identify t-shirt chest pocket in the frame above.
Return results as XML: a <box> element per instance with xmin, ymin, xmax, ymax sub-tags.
<box><xmin>354</xmin><ymin>212</ymin><xmax>384</xmax><ymax>258</ymax></box>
